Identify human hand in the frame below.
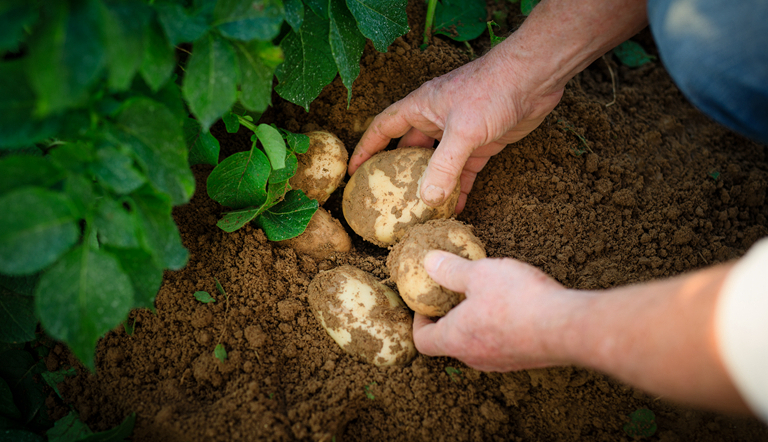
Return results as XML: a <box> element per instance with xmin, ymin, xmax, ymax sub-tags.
<box><xmin>413</xmin><ymin>250</ymin><xmax>574</xmax><ymax>371</ymax></box>
<box><xmin>348</xmin><ymin>48</ymin><xmax>564</xmax><ymax>213</ymax></box>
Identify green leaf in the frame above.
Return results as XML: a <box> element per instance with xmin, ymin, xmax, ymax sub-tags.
<box><xmin>215</xmin><ymin>207</ymin><xmax>260</xmax><ymax>232</ymax></box>
<box><xmin>27</xmin><ymin>0</ymin><xmax>106</xmax><ymax>115</ymax></box>
<box><xmin>0</xmin><ymin>275</ymin><xmax>37</xmax><ymax>344</ymax></box>
<box><xmin>194</xmin><ymin>291</ymin><xmax>216</xmax><ymax>303</ymax></box>
<box><xmin>40</xmin><ymin>367</ymin><xmax>76</xmax><ymax>401</ymax></box>
<box><xmin>214</xmin><ymin>343</ymin><xmax>227</xmax><ymax>361</ymax></box>
<box><xmin>275</xmin><ymin>11</ymin><xmax>338</xmax><ymax>111</ymax></box>
<box><xmin>155</xmin><ymin>2</ymin><xmax>210</xmax><ymax>45</ymax></box>
<box><xmin>130</xmin><ymin>188</ymin><xmax>188</xmax><ymax>270</ymax></box>
<box><xmin>0</xmin><ymin>155</ymin><xmax>66</xmax><ymax>195</ymax></box>
<box><xmin>222</xmin><ymin>112</ymin><xmax>241</xmax><ymax>133</ymax></box>
<box><xmin>345</xmin><ymin>0</ymin><xmax>409</xmax><ymax>52</ymax></box>
<box><xmin>78</xmin><ymin>413</ymin><xmax>135</xmax><ymax>442</ymax></box>
<box><xmin>0</xmin><ymin>188</ymin><xmax>79</xmax><ymax>276</ymax></box>
<box><xmin>89</xmin><ymin>146</ymin><xmax>146</xmax><ymax>195</ymax></box>
<box><xmin>182</xmin><ymin>33</ymin><xmax>239</xmax><ymax>131</ymax></box>
<box><xmin>233</xmin><ymin>41</ymin><xmax>280</xmax><ymax>113</ymax></box>
<box><xmin>613</xmin><ymin>40</ymin><xmax>656</xmax><ymax>68</ymax></box>
<box><xmin>0</xmin><ymin>350</ymin><xmax>46</xmax><ymax>425</ymax></box>
<box><xmin>62</xmin><ymin>174</ymin><xmax>95</xmax><ymax>218</ymax></box>
<box><xmin>214</xmin><ymin>0</ymin><xmax>284</xmax><ymax>41</ymax></box>
<box><xmin>183</xmin><ymin>118</ymin><xmax>221</xmax><ymax>166</ymax></box>
<box><xmin>281</xmin><ymin>130</ymin><xmax>310</xmax><ymax>154</ymax></box>
<box><xmin>255</xmin><ymin>124</ymin><xmax>286</xmax><ymax>169</ymax></box>
<box><xmin>623</xmin><ymin>408</ymin><xmax>657</xmax><ymax>438</ymax></box>
<box><xmin>46</xmin><ymin>411</ymin><xmax>91</xmax><ymax>442</ymax></box>
<box><xmin>433</xmin><ymin>0</ymin><xmax>486</xmax><ymax>42</ymax></box>
<box><xmin>268</xmin><ymin>153</ymin><xmax>297</xmax><ymax>184</ymax></box>
<box><xmin>303</xmin><ymin>0</ymin><xmax>328</xmax><ymax>19</ymax></box>
<box><xmin>283</xmin><ymin>0</ymin><xmax>304</xmax><ymax>31</ymax></box>
<box><xmin>35</xmin><ymin>246</ymin><xmax>134</xmax><ymax>370</ymax></box>
<box><xmin>0</xmin><ymin>1</ymin><xmax>38</xmax><ymax>54</ymax></box>
<box><xmin>110</xmin><ymin>248</ymin><xmax>162</xmax><ymax>311</ymax></box>
<box><xmin>94</xmin><ymin>198</ymin><xmax>140</xmax><ymax>249</ymax></box>
<box><xmin>0</xmin><ymin>61</ymin><xmax>60</xmax><ymax>148</ymax></box>
<box><xmin>116</xmin><ymin>97</ymin><xmax>195</xmax><ymax>205</ymax></box>
<box><xmin>100</xmin><ymin>0</ymin><xmax>151</xmax><ymax>91</ymax></box>
<box><xmin>521</xmin><ymin>0</ymin><xmax>540</xmax><ymax>15</ymax></box>
<box><xmin>214</xmin><ymin>277</ymin><xmax>226</xmax><ymax>296</ymax></box>
<box><xmin>140</xmin><ymin>18</ymin><xmax>175</xmax><ymax>92</ymax></box>
<box><xmin>0</xmin><ymin>377</ymin><xmax>21</xmax><ymax>421</ymax></box>
<box><xmin>255</xmin><ymin>189</ymin><xmax>318</xmax><ymax>241</ymax></box>
<box><xmin>206</xmin><ymin>148</ymin><xmax>271</xmax><ymax>209</ymax></box>
<box><xmin>329</xmin><ymin>0</ymin><xmax>366</xmax><ymax>104</ymax></box>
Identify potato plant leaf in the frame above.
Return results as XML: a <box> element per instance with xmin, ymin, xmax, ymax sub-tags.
<box><xmin>0</xmin><ymin>349</ymin><xmax>46</xmax><ymax>425</ymax></box>
<box><xmin>27</xmin><ymin>0</ymin><xmax>106</xmax><ymax>115</ymax></box>
<box><xmin>345</xmin><ymin>0</ymin><xmax>409</xmax><ymax>52</ymax></box>
<box><xmin>329</xmin><ymin>0</ymin><xmax>367</xmax><ymax>104</ymax></box>
<box><xmin>140</xmin><ymin>18</ymin><xmax>176</xmax><ymax>92</ymax></box>
<box><xmin>46</xmin><ymin>411</ymin><xmax>92</xmax><ymax>441</ymax></box>
<box><xmin>268</xmin><ymin>153</ymin><xmax>298</xmax><ymax>184</ymax></box>
<box><xmin>0</xmin><ymin>188</ymin><xmax>79</xmax><ymax>276</ymax></box>
<box><xmin>613</xmin><ymin>40</ymin><xmax>656</xmax><ymax>67</ymax></box>
<box><xmin>93</xmin><ymin>198</ymin><xmax>140</xmax><ymax>249</ymax></box>
<box><xmin>283</xmin><ymin>0</ymin><xmax>304</xmax><ymax>31</ymax></box>
<box><xmin>214</xmin><ymin>343</ymin><xmax>227</xmax><ymax>361</ymax></box>
<box><xmin>130</xmin><ymin>188</ymin><xmax>189</xmax><ymax>271</ymax></box>
<box><xmin>155</xmin><ymin>2</ymin><xmax>211</xmax><ymax>46</ymax></box>
<box><xmin>0</xmin><ymin>0</ymin><xmax>38</xmax><ymax>53</ymax></box>
<box><xmin>183</xmin><ymin>118</ymin><xmax>221</xmax><ymax>167</ymax></box>
<box><xmin>0</xmin><ymin>155</ymin><xmax>65</xmax><ymax>195</ymax></box>
<box><xmin>255</xmin><ymin>124</ymin><xmax>287</xmax><ymax>170</ymax></box>
<box><xmin>41</xmin><ymin>367</ymin><xmax>77</xmax><ymax>401</ymax></box>
<box><xmin>0</xmin><ymin>274</ymin><xmax>38</xmax><ymax>344</ymax></box>
<box><xmin>213</xmin><ymin>0</ymin><xmax>284</xmax><ymax>41</ymax></box>
<box><xmin>216</xmin><ymin>207</ymin><xmax>261</xmax><ymax>232</ymax></box>
<box><xmin>0</xmin><ymin>377</ymin><xmax>22</xmax><ymax>420</ymax></box>
<box><xmin>110</xmin><ymin>248</ymin><xmax>163</xmax><ymax>311</ymax></box>
<box><xmin>206</xmin><ymin>147</ymin><xmax>271</xmax><ymax>209</ymax></box>
<box><xmin>0</xmin><ymin>62</ymin><xmax>60</xmax><ymax>149</ymax></box>
<box><xmin>255</xmin><ymin>190</ymin><xmax>318</xmax><ymax>241</ymax></box>
<box><xmin>521</xmin><ymin>0</ymin><xmax>540</xmax><ymax>15</ymax></box>
<box><xmin>233</xmin><ymin>40</ymin><xmax>280</xmax><ymax>113</ymax></box>
<box><xmin>99</xmin><ymin>0</ymin><xmax>151</xmax><ymax>92</ymax></box>
<box><xmin>280</xmin><ymin>130</ymin><xmax>310</xmax><ymax>154</ymax></box>
<box><xmin>35</xmin><ymin>246</ymin><xmax>134</xmax><ymax>371</ymax></box>
<box><xmin>182</xmin><ymin>32</ymin><xmax>239</xmax><ymax>130</ymax></box>
<box><xmin>433</xmin><ymin>0</ymin><xmax>486</xmax><ymax>42</ymax></box>
<box><xmin>194</xmin><ymin>291</ymin><xmax>216</xmax><ymax>303</ymax></box>
<box><xmin>89</xmin><ymin>146</ymin><xmax>146</xmax><ymax>195</ymax></box>
<box><xmin>304</xmin><ymin>0</ymin><xmax>329</xmax><ymax>19</ymax></box>
<box><xmin>116</xmin><ymin>97</ymin><xmax>195</xmax><ymax>205</ymax></box>
<box><xmin>275</xmin><ymin>10</ymin><xmax>339</xmax><ymax>111</ymax></box>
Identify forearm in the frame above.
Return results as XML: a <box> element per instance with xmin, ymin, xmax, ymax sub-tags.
<box><xmin>555</xmin><ymin>263</ymin><xmax>749</xmax><ymax>413</ymax></box>
<box><xmin>489</xmin><ymin>0</ymin><xmax>649</xmax><ymax>95</ymax></box>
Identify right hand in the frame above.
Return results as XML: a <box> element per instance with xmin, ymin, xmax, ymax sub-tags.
<box><xmin>348</xmin><ymin>47</ymin><xmax>564</xmax><ymax>213</ymax></box>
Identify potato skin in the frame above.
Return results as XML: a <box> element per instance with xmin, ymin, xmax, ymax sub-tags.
<box><xmin>289</xmin><ymin>131</ymin><xmax>348</xmax><ymax>206</ymax></box>
<box><xmin>342</xmin><ymin>147</ymin><xmax>460</xmax><ymax>247</ymax></box>
<box><xmin>307</xmin><ymin>265</ymin><xmax>417</xmax><ymax>366</ymax></box>
<box><xmin>387</xmin><ymin>219</ymin><xmax>485</xmax><ymax>316</ymax></box>
<box><xmin>278</xmin><ymin>207</ymin><xmax>351</xmax><ymax>261</ymax></box>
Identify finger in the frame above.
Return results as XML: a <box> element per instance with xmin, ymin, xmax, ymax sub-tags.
<box><xmin>454</xmin><ymin>156</ymin><xmax>490</xmax><ymax>213</ymax></box>
<box><xmin>423</xmin><ymin>250</ymin><xmax>474</xmax><ymax>294</ymax></box>
<box><xmin>397</xmin><ymin>127</ymin><xmax>436</xmax><ymax>149</ymax></box>
<box><xmin>420</xmin><ymin>135</ymin><xmax>475</xmax><ymax>207</ymax></box>
<box><xmin>412</xmin><ymin>313</ymin><xmax>445</xmax><ymax>356</ymax></box>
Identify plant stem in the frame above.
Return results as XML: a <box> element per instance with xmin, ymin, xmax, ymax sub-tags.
<box><xmin>422</xmin><ymin>0</ymin><xmax>438</xmax><ymax>48</ymax></box>
<box><xmin>236</xmin><ymin>114</ymin><xmax>259</xmax><ymax>133</ymax></box>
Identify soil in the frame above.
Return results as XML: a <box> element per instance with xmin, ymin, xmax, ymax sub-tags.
<box><xmin>52</xmin><ymin>1</ymin><xmax>768</xmax><ymax>441</ymax></box>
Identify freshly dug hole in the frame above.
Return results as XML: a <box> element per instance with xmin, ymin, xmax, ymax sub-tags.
<box><xmin>388</xmin><ymin>219</ymin><xmax>486</xmax><ymax>316</ymax></box>
<box><xmin>342</xmin><ymin>147</ymin><xmax>460</xmax><ymax>247</ymax></box>
<box><xmin>307</xmin><ymin>265</ymin><xmax>417</xmax><ymax>366</ymax></box>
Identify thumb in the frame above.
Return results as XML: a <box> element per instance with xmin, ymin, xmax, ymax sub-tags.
<box><xmin>420</xmin><ymin>135</ymin><xmax>472</xmax><ymax>207</ymax></box>
<box><xmin>423</xmin><ymin>250</ymin><xmax>473</xmax><ymax>294</ymax></box>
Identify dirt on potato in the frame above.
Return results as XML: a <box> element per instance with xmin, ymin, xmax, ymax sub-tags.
<box><xmin>52</xmin><ymin>1</ymin><xmax>768</xmax><ymax>441</ymax></box>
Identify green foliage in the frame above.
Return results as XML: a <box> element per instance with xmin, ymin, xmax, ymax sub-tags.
<box><xmin>433</xmin><ymin>0</ymin><xmax>487</xmax><ymax>42</ymax></box>
<box><xmin>363</xmin><ymin>382</ymin><xmax>377</xmax><ymax>400</ymax></box>
<box><xmin>214</xmin><ymin>343</ymin><xmax>228</xmax><ymax>362</ymax></box>
<box><xmin>0</xmin><ymin>0</ymin><xmax>409</xmax><ymax>426</ymax></box>
<box><xmin>623</xmin><ymin>408</ymin><xmax>657</xmax><ymax>439</ymax></box>
<box><xmin>194</xmin><ymin>291</ymin><xmax>217</xmax><ymax>303</ymax></box>
<box><xmin>445</xmin><ymin>366</ymin><xmax>462</xmax><ymax>382</ymax></box>
<box><xmin>613</xmin><ymin>40</ymin><xmax>656</xmax><ymax>67</ymax></box>
<box><xmin>487</xmin><ymin>21</ymin><xmax>505</xmax><ymax>48</ymax></box>
<box><xmin>521</xmin><ymin>0</ymin><xmax>541</xmax><ymax>15</ymax></box>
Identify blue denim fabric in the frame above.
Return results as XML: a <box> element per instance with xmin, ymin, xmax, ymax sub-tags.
<box><xmin>647</xmin><ymin>0</ymin><xmax>768</xmax><ymax>145</ymax></box>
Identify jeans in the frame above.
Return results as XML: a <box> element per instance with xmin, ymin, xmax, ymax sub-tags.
<box><xmin>647</xmin><ymin>0</ymin><xmax>768</xmax><ymax>145</ymax></box>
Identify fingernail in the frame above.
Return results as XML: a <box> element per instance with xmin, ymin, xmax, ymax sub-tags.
<box><xmin>423</xmin><ymin>250</ymin><xmax>445</xmax><ymax>273</ymax></box>
<box><xmin>421</xmin><ymin>184</ymin><xmax>446</xmax><ymax>206</ymax></box>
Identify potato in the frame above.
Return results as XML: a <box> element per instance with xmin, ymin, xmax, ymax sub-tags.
<box><xmin>289</xmin><ymin>131</ymin><xmax>348</xmax><ymax>205</ymax></box>
<box><xmin>307</xmin><ymin>265</ymin><xmax>417</xmax><ymax>366</ymax></box>
<box><xmin>387</xmin><ymin>219</ymin><xmax>485</xmax><ymax>317</ymax></box>
<box><xmin>342</xmin><ymin>147</ymin><xmax>460</xmax><ymax>247</ymax></box>
<box><xmin>277</xmin><ymin>207</ymin><xmax>351</xmax><ymax>261</ymax></box>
